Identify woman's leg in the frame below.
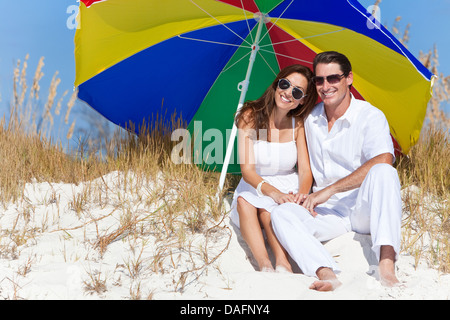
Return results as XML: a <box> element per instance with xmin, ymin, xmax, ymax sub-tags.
<box><xmin>258</xmin><ymin>209</ymin><xmax>293</xmax><ymax>273</ymax></box>
<box><xmin>236</xmin><ymin>197</ymin><xmax>273</xmax><ymax>271</ymax></box>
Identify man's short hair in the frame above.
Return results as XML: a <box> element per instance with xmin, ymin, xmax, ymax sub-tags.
<box><xmin>313</xmin><ymin>51</ymin><xmax>352</xmax><ymax>77</ymax></box>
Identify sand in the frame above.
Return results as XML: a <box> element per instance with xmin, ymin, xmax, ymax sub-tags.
<box><xmin>0</xmin><ymin>171</ymin><xmax>448</xmax><ymax>300</ymax></box>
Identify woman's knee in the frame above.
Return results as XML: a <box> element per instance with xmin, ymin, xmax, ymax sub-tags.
<box><xmin>236</xmin><ymin>196</ymin><xmax>256</xmax><ymax>215</ymax></box>
<box><xmin>236</xmin><ymin>196</ymin><xmax>249</xmax><ymax>208</ymax></box>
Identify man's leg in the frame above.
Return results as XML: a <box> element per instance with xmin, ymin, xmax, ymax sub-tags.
<box><xmin>351</xmin><ymin>163</ymin><xmax>402</xmax><ymax>286</ymax></box>
<box><xmin>271</xmin><ymin>203</ymin><xmax>349</xmax><ymax>290</ymax></box>
<box><xmin>379</xmin><ymin>245</ymin><xmax>399</xmax><ymax>286</ymax></box>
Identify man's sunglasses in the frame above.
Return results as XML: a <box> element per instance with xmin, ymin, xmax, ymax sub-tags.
<box><xmin>277</xmin><ymin>78</ymin><xmax>306</xmax><ymax>100</ymax></box>
<box><xmin>312</xmin><ymin>73</ymin><xmax>345</xmax><ymax>86</ymax></box>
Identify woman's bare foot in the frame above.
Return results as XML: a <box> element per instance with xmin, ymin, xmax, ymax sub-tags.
<box><xmin>258</xmin><ymin>260</ymin><xmax>275</xmax><ymax>272</ymax></box>
<box><xmin>310</xmin><ymin>267</ymin><xmax>341</xmax><ymax>292</ymax></box>
<box><xmin>275</xmin><ymin>265</ymin><xmax>293</xmax><ymax>273</ymax></box>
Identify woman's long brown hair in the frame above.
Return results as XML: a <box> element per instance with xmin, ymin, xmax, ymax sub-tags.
<box><xmin>234</xmin><ymin>64</ymin><xmax>318</xmax><ymax>139</ymax></box>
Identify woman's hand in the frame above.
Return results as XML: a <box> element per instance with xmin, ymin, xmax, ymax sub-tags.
<box><xmin>270</xmin><ymin>191</ymin><xmax>296</xmax><ymax>204</ymax></box>
<box><xmin>270</xmin><ymin>191</ymin><xmax>308</xmax><ymax>205</ymax></box>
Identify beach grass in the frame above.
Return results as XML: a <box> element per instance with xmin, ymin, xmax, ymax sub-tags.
<box><xmin>397</xmin><ymin>124</ymin><xmax>449</xmax><ymax>272</ymax></box>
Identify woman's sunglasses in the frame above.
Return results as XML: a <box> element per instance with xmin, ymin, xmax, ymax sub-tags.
<box><xmin>277</xmin><ymin>78</ymin><xmax>306</xmax><ymax>100</ymax></box>
<box><xmin>312</xmin><ymin>73</ymin><xmax>345</xmax><ymax>86</ymax></box>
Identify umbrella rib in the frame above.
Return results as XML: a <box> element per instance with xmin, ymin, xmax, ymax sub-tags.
<box><xmin>257</xmin><ymin>51</ymin><xmax>278</xmax><ymax>77</ymax></box>
<box><xmin>240</xmin><ymin>0</ymin><xmax>254</xmax><ymax>43</ymax></box>
<box><xmin>258</xmin><ymin>0</ymin><xmax>294</xmax><ymax>44</ymax></box>
<box><xmin>178</xmin><ymin>35</ymin><xmax>251</xmax><ymax>48</ymax></box>
<box><xmin>259</xmin><ymin>48</ymin><xmax>313</xmax><ymax>65</ymax></box>
<box><xmin>259</xmin><ymin>28</ymin><xmax>346</xmax><ymax>48</ymax></box>
<box><xmin>220</xmin><ymin>51</ymin><xmax>252</xmax><ymax>74</ymax></box>
<box><xmin>189</xmin><ymin>0</ymin><xmax>252</xmax><ymax>46</ymax></box>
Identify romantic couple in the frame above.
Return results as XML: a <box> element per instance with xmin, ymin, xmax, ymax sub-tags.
<box><xmin>229</xmin><ymin>51</ymin><xmax>402</xmax><ymax>292</ymax></box>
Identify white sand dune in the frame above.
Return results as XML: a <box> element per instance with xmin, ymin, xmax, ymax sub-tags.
<box><xmin>0</xmin><ymin>172</ymin><xmax>448</xmax><ymax>300</ymax></box>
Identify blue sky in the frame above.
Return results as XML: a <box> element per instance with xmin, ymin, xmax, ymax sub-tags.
<box><xmin>0</xmin><ymin>1</ymin><xmax>76</xmax><ymax>97</ymax></box>
<box><xmin>0</xmin><ymin>0</ymin><xmax>83</xmax><ymax>143</ymax></box>
<box><xmin>359</xmin><ymin>0</ymin><xmax>450</xmax><ymax>76</ymax></box>
<box><xmin>0</xmin><ymin>0</ymin><xmax>449</xmax><ymax>145</ymax></box>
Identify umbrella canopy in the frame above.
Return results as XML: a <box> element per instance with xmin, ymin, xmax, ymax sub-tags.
<box><xmin>75</xmin><ymin>0</ymin><xmax>434</xmax><ymax>183</ymax></box>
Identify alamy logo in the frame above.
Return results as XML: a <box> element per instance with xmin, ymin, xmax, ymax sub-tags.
<box><xmin>366</xmin><ymin>5</ymin><xmax>382</xmax><ymax>30</ymax></box>
<box><xmin>66</xmin><ymin>1</ymin><xmax>80</xmax><ymax>30</ymax></box>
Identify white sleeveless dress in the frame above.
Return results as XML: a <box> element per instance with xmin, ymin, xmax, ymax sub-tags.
<box><xmin>230</xmin><ymin>118</ymin><xmax>299</xmax><ymax>228</ymax></box>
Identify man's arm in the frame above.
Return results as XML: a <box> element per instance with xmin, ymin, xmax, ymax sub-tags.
<box><xmin>302</xmin><ymin>152</ymin><xmax>393</xmax><ymax>216</ymax></box>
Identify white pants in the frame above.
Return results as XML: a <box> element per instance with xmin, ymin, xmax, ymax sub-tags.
<box><xmin>271</xmin><ymin>163</ymin><xmax>402</xmax><ymax>278</ymax></box>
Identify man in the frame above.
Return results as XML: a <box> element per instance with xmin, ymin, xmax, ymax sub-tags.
<box><xmin>271</xmin><ymin>51</ymin><xmax>402</xmax><ymax>291</ymax></box>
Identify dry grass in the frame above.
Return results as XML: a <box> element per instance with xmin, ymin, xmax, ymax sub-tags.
<box><xmin>0</xmin><ymin>55</ymin><xmax>231</xmax><ymax>299</ymax></box>
<box><xmin>1</xmin><ymin>55</ymin><xmax>103</xmax><ymax>206</ymax></box>
<box><xmin>397</xmin><ymin>124</ymin><xmax>450</xmax><ymax>272</ymax></box>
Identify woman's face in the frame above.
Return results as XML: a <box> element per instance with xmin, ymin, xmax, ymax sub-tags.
<box><xmin>274</xmin><ymin>72</ymin><xmax>308</xmax><ymax>112</ymax></box>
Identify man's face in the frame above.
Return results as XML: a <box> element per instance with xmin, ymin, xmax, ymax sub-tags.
<box><xmin>314</xmin><ymin>62</ymin><xmax>353</xmax><ymax>108</ymax></box>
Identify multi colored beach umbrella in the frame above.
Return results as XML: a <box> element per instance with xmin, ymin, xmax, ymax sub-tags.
<box><xmin>74</xmin><ymin>0</ymin><xmax>434</xmax><ymax>189</ymax></box>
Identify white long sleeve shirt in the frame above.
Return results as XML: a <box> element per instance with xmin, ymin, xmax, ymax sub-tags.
<box><xmin>304</xmin><ymin>95</ymin><xmax>394</xmax><ymax>217</ymax></box>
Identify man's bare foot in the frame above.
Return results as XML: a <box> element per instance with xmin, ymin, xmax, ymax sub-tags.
<box><xmin>310</xmin><ymin>267</ymin><xmax>341</xmax><ymax>292</ymax></box>
<box><xmin>379</xmin><ymin>246</ymin><xmax>400</xmax><ymax>287</ymax></box>
<box><xmin>309</xmin><ymin>279</ymin><xmax>341</xmax><ymax>291</ymax></box>
<box><xmin>379</xmin><ymin>260</ymin><xmax>400</xmax><ymax>287</ymax></box>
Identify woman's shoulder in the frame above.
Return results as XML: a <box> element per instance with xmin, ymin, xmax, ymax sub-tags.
<box><xmin>292</xmin><ymin>115</ymin><xmax>305</xmax><ymax>129</ymax></box>
<box><xmin>236</xmin><ymin>108</ymin><xmax>255</xmax><ymax>129</ymax></box>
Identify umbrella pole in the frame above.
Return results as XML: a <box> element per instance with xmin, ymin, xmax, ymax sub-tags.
<box><xmin>218</xmin><ymin>15</ymin><xmax>265</xmax><ymax>191</ymax></box>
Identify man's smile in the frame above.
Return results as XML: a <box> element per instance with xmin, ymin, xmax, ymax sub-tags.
<box><xmin>322</xmin><ymin>90</ymin><xmax>337</xmax><ymax>98</ymax></box>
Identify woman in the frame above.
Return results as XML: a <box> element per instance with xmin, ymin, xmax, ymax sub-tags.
<box><xmin>230</xmin><ymin>64</ymin><xmax>318</xmax><ymax>272</ymax></box>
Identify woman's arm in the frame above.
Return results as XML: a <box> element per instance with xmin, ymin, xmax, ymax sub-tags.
<box><xmin>294</xmin><ymin>120</ymin><xmax>313</xmax><ymax>204</ymax></box>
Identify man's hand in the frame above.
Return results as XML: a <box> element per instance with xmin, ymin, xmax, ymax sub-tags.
<box><xmin>301</xmin><ymin>153</ymin><xmax>394</xmax><ymax>217</ymax></box>
<box><xmin>301</xmin><ymin>187</ymin><xmax>334</xmax><ymax>217</ymax></box>
<box><xmin>292</xmin><ymin>192</ymin><xmax>308</xmax><ymax>205</ymax></box>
